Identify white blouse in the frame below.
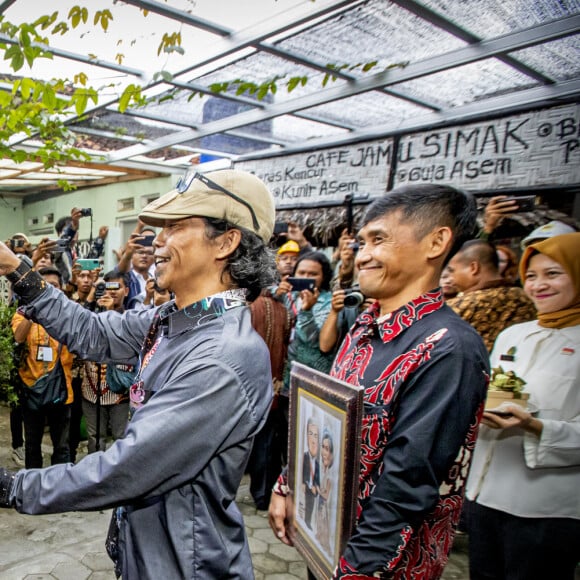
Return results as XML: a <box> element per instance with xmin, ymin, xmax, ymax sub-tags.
<box><xmin>466</xmin><ymin>320</ymin><xmax>580</xmax><ymax>519</ymax></box>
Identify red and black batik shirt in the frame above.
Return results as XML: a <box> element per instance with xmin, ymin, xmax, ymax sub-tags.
<box><xmin>331</xmin><ymin>290</ymin><xmax>488</xmax><ymax>579</ymax></box>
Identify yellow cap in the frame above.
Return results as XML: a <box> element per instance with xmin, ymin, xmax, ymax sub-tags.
<box><xmin>277</xmin><ymin>240</ymin><xmax>300</xmax><ymax>255</ymax></box>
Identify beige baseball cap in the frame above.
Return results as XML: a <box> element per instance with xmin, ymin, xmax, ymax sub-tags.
<box><xmin>140</xmin><ymin>169</ymin><xmax>275</xmax><ymax>242</ymax></box>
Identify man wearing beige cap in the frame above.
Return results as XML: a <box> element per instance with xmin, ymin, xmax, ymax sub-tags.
<box><xmin>0</xmin><ymin>169</ymin><xmax>278</xmax><ymax>579</ymax></box>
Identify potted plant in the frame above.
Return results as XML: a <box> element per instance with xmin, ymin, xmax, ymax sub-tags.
<box><xmin>485</xmin><ymin>366</ymin><xmax>529</xmax><ymax>411</ymax></box>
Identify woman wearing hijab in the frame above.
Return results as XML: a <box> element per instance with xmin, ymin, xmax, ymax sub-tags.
<box><xmin>465</xmin><ymin>233</ymin><xmax>580</xmax><ymax>580</ymax></box>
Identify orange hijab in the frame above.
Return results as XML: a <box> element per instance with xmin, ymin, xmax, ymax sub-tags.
<box><xmin>519</xmin><ymin>233</ymin><xmax>580</xmax><ymax>329</ymax></box>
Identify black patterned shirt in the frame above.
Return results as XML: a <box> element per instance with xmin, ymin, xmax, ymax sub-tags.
<box><xmin>331</xmin><ymin>290</ymin><xmax>489</xmax><ymax>579</ymax></box>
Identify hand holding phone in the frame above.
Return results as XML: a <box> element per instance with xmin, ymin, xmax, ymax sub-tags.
<box><xmin>139</xmin><ymin>235</ymin><xmax>155</xmax><ymax>247</ymax></box>
<box><xmin>76</xmin><ymin>258</ymin><xmax>100</xmax><ymax>271</ymax></box>
<box><xmin>501</xmin><ymin>195</ymin><xmax>536</xmax><ymax>213</ymax></box>
<box><xmin>287</xmin><ymin>277</ymin><xmax>316</xmax><ymax>292</ymax></box>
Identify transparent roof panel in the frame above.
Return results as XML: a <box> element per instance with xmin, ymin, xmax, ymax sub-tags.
<box><xmin>392</xmin><ymin>59</ymin><xmax>541</xmax><ymax>109</ymax></box>
<box><xmin>1</xmin><ymin>0</ymin><xmax>578</xmax><ymax>192</ymax></box>
<box><xmin>301</xmin><ymin>92</ymin><xmax>431</xmax><ymax>130</ymax></box>
<box><xmin>422</xmin><ymin>0</ymin><xmax>580</xmax><ymax>39</ymax></box>
<box><xmin>258</xmin><ymin>115</ymin><xmax>349</xmax><ymax>142</ymax></box>
<box><xmin>510</xmin><ymin>35</ymin><xmax>580</xmax><ymax>81</ymax></box>
<box><xmin>192</xmin><ymin>51</ymin><xmax>345</xmax><ymax>102</ymax></box>
<box><xmin>275</xmin><ymin>0</ymin><xmax>467</xmax><ymax>77</ymax></box>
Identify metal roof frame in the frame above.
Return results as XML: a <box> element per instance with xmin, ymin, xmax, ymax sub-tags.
<box><xmin>0</xmin><ymin>0</ymin><xmax>578</xmax><ymax>194</ymax></box>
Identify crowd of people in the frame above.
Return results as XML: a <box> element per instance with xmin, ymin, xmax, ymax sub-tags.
<box><xmin>0</xmin><ymin>173</ymin><xmax>578</xmax><ymax>580</ymax></box>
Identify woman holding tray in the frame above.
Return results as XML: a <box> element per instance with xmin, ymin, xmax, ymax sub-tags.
<box><xmin>466</xmin><ymin>232</ymin><xmax>580</xmax><ymax>580</ymax></box>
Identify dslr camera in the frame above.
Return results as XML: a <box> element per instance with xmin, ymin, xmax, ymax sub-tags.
<box><xmin>9</xmin><ymin>238</ymin><xmax>26</xmax><ymax>250</ymax></box>
<box><xmin>94</xmin><ymin>281</ymin><xmax>107</xmax><ymax>300</ymax></box>
<box><xmin>343</xmin><ymin>285</ymin><xmax>365</xmax><ymax>308</ymax></box>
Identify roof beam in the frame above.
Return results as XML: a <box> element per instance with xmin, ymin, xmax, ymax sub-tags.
<box><xmin>106</xmin><ymin>15</ymin><xmax>580</xmax><ymax>161</ymax></box>
<box><xmin>0</xmin><ymin>0</ymin><xmax>17</xmax><ymax>14</ymax></box>
<box><xmin>0</xmin><ymin>34</ymin><xmax>145</xmax><ymax>78</ymax></box>
<box><xmin>125</xmin><ymin>0</ymin><xmax>360</xmax><ymax>74</ymax></box>
<box><xmin>238</xmin><ymin>79</ymin><xmax>580</xmax><ymax>160</ymax></box>
<box><xmin>5</xmin><ymin>0</ymin><xmax>359</xmax><ymax>146</ymax></box>
<box><xmin>393</xmin><ymin>0</ymin><xmax>554</xmax><ymax>84</ymax></box>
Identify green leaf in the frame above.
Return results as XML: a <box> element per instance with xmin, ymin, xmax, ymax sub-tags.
<box><xmin>11</xmin><ymin>51</ymin><xmax>24</xmax><ymax>72</ymax></box>
<box><xmin>19</xmin><ymin>28</ymin><xmax>31</xmax><ymax>48</ymax></box>
<box><xmin>52</xmin><ymin>21</ymin><xmax>69</xmax><ymax>36</ymax></box>
<box><xmin>72</xmin><ymin>92</ymin><xmax>88</xmax><ymax>115</ymax></box>
<box><xmin>0</xmin><ymin>90</ymin><xmax>11</xmax><ymax>107</ymax></box>
<box><xmin>287</xmin><ymin>77</ymin><xmax>300</xmax><ymax>92</ymax></box>
<box><xmin>42</xmin><ymin>85</ymin><xmax>56</xmax><ymax>109</ymax></box>
<box><xmin>20</xmin><ymin>77</ymin><xmax>35</xmax><ymax>100</ymax></box>
<box><xmin>362</xmin><ymin>60</ymin><xmax>378</xmax><ymax>72</ymax></box>
<box><xmin>256</xmin><ymin>84</ymin><xmax>269</xmax><ymax>100</ymax></box>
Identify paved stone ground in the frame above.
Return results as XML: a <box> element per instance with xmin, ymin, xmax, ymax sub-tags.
<box><xmin>0</xmin><ymin>403</ymin><xmax>470</xmax><ymax>579</ymax></box>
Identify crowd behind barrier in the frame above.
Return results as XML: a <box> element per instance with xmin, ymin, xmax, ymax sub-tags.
<box><xmin>0</xmin><ymin>184</ymin><xmax>579</xmax><ymax>579</ymax></box>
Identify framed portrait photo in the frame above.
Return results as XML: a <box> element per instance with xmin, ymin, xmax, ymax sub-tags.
<box><xmin>288</xmin><ymin>362</ymin><xmax>363</xmax><ymax>580</ymax></box>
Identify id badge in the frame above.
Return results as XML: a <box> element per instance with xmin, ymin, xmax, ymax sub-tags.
<box><xmin>36</xmin><ymin>346</ymin><xmax>53</xmax><ymax>362</ymax></box>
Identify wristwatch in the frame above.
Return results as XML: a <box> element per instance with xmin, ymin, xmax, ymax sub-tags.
<box><xmin>6</xmin><ymin>254</ymin><xmax>33</xmax><ymax>284</ymax></box>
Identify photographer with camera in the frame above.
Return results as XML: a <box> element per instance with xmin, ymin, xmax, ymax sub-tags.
<box><xmin>141</xmin><ymin>277</ymin><xmax>172</xmax><ymax>308</ymax></box>
<box><xmin>81</xmin><ymin>271</ymin><xmax>133</xmax><ymax>454</ymax></box>
<box><xmin>5</xmin><ymin>234</ymin><xmax>32</xmax><ymax>259</ymax></box>
<box><xmin>113</xmin><ymin>220</ymin><xmax>156</xmax><ymax>309</ymax></box>
<box><xmin>67</xmin><ymin>260</ymin><xmax>103</xmax><ymax>463</ymax></box>
<box><xmin>53</xmin><ymin>207</ymin><xmax>94</xmax><ymax>286</ymax></box>
<box><xmin>319</xmin><ymin>286</ymin><xmax>374</xmax><ymax>355</ymax></box>
<box><xmin>281</xmin><ymin>251</ymin><xmax>335</xmax><ymax>392</ymax></box>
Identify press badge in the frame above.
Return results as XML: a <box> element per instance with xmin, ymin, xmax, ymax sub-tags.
<box><xmin>36</xmin><ymin>346</ymin><xmax>53</xmax><ymax>362</ymax></box>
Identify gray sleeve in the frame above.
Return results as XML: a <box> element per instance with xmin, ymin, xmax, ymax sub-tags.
<box><xmin>22</xmin><ymin>284</ymin><xmax>154</xmax><ymax>364</ymax></box>
<box><xmin>10</xmin><ymin>356</ymin><xmax>259</xmax><ymax>514</ymax></box>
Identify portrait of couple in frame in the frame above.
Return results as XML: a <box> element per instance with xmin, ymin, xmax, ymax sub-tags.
<box><xmin>288</xmin><ymin>363</ymin><xmax>363</xmax><ymax>580</ymax></box>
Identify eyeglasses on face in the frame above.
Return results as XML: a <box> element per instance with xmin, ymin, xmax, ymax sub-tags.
<box><xmin>176</xmin><ymin>169</ymin><xmax>260</xmax><ymax>232</ymax></box>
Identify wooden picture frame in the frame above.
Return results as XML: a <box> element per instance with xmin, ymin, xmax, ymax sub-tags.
<box><xmin>287</xmin><ymin>362</ymin><xmax>363</xmax><ymax>580</ymax></box>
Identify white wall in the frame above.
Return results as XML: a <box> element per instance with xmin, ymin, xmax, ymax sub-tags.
<box><xmin>1</xmin><ymin>175</ymin><xmax>174</xmax><ymax>245</ymax></box>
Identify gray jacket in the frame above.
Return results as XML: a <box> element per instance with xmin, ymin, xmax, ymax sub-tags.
<box><xmin>10</xmin><ymin>285</ymin><xmax>272</xmax><ymax>579</ymax></box>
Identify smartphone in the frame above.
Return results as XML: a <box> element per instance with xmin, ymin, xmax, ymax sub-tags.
<box><xmin>49</xmin><ymin>237</ymin><xmax>70</xmax><ymax>254</ymax></box>
<box><xmin>139</xmin><ymin>235</ymin><xmax>155</xmax><ymax>247</ymax></box>
<box><xmin>76</xmin><ymin>258</ymin><xmax>100</xmax><ymax>271</ymax></box>
<box><xmin>287</xmin><ymin>277</ymin><xmax>316</xmax><ymax>292</ymax></box>
<box><xmin>105</xmin><ymin>281</ymin><xmax>121</xmax><ymax>290</ymax></box>
<box><xmin>503</xmin><ymin>195</ymin><xmax>536</xmax><ymax>213</ymax></box>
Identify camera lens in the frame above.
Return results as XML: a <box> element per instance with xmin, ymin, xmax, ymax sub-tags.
<box><xmin>343</xmin><ymin>290</ymin><xmax>364</xmax><ymax>308</ymax></box>
<box><xmin>94</xmin><ymin>281</ymin><xmax>106</xmax><ymax>299</ymax></box>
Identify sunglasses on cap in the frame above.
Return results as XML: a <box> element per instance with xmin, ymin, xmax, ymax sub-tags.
<box><xmin>176</xmin><ymin>169</ymin><xmax>260</xmax><ymax>232</ymax></box>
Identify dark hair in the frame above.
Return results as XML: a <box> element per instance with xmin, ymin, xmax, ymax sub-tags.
<box><xmin>38</xmin><ymin>266</ymin><xmax>63</xmax><ymax>286</ymax></box>
<box><xmin>363</xmin><ymin>184</ymin><xmax>477</xmax><ymax>266</ymax></box>
<box><xmin>104</xmin><ymin>270</ymin><xmax>130</xmax><ymax>287</ymax></box>
<box><xmin>294</xmin><ymin>250</ymin><xmax>333</xmax><ymax>291</ymax></box>
<box><xmin>456</xmin><ymin>239</ymin><xmax>500</xmax><ymax>270</ymax></box>
<box><xmin>202</xmin><ymin>217</ymin><xmax>277</xmax><ymax>301</ymax></box>
<box><xmin>321</xmin><ymin>427</ymin><xmax>334</xmax><ymax>467</ymax></box>
<box><xmin>55</xmin><ymin>216</ymin><xmax>72</xmax><ymax>236</ymax></box>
